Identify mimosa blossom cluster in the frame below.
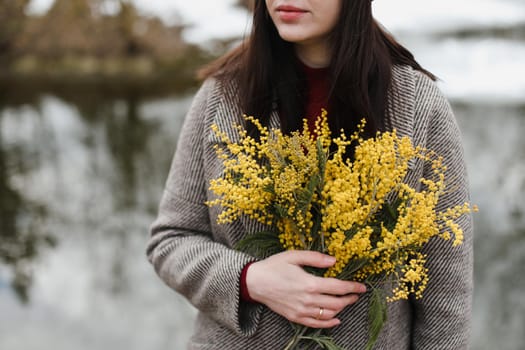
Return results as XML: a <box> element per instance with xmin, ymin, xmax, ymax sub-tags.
<box><xmin>207</xmin><ymin>110</ymin><xmax>477</xmax><ymax>302</ymax></box>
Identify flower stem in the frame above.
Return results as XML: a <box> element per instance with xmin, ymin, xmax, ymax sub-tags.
<box><xmin>284</xmin><ymin>325</ymin><xmax>309</xmax><ymax>350</ymax></box>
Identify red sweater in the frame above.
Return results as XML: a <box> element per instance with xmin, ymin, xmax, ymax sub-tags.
<box><xmin>240</xmin><ymin>62</ymin><xmax>330</xmax><ymax>303</ymax></box>
<box><xmin>302</xmin><ymin>62</ymin><xmax>331</xmax><ymax>132</ymax></box>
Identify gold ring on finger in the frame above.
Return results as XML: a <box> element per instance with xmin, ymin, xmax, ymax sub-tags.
<box><xmin>316</xmin><ymin>307</ymin><xmax>324</xmax><ymax>320</ymax></box>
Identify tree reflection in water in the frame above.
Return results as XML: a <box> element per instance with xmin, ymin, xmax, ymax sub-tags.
<box><xmin>0</xmin><ymin>78</ymin><xmax>187</xmax><ymax>303</ymax></box>
<box><xmin>0</xmin><ymin>109</ymin><xmax>56</xmax><ymax>303</ymax></box>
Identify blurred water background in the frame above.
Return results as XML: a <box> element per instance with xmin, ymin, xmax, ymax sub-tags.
<box><xmin>0</xmin><ymin>0</ymin><xmax>524</xmax><ymax>349</ymax></box>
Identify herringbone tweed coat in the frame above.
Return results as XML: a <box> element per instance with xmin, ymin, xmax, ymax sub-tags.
<box><xmin>146</xmin><ymin>64</ymin><xmax>474</xmax><ymax>349</ymax></box>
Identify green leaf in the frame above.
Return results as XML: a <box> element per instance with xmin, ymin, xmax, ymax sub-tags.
<box><xmin>373</xmin><ymin>199</ymin><xmax>402</xmax><ymax>231</ymax></box>
<box><xmin>308</xmin><ymin>209</ymin><xmax>324</xmax><ymax>251</ymax></box>
<box><xmin>234</xmin><ymin>231</ymin><xmax>284</xmax><ymax>259</ymax></box>
<box><xmin>302</xmin><ymin>335</ymin><xmax>345</xmax><ymax>350</ymax></box>
<box><xmin>336</xmin><ymin>258</ymin><xmax>368</xmax><ymax>280</ymax></box>
<box><xmin>318</xmin><ymin>338</ymin><xmax>346</xmax><ymax>350</ymax></box>
<box><xmin>274</xmin><ymin>204</ymin><xmax>288</xmax><ymax>218</ymax></box>
<box><xmin>316</xmin><ymin>138</ymin><xmax>328</xmax><ymax>174</ymax></box>
<box><xmin>365</xmin><ymin>287</ymin><xmax>388</xmax><ymax>350</ymax></box>
<box><xmin>343</xmin><ymin>225</ymin><xmax>360</xmax><ymax>240</ymax></box>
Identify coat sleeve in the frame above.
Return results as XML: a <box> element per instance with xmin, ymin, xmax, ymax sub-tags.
<box><xmin>146</xmin><ymin>78</ymin><xmax>263</xmax><ymax>336</ymax></box>
<box><xmin>411</xmin><ymin>75</ymin><xmax>474</xmax><ymax>349</ymax></box>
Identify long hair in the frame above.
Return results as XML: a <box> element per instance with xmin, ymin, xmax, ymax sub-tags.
<box><xmin>199</xmin><ymin>0</ymin><xmax>435</xmax><ymax>138</ymax></box>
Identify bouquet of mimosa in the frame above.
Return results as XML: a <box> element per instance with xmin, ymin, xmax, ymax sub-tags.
<box><xmin>206</xmin><ymin>110</ymin><xmax>477</xmax><ymax>350</ymax></box>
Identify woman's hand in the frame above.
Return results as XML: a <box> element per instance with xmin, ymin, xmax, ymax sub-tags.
<box><xmin>245</xmin><ymin>250</ymin><xmax>367</xmax><ymax>329</ymax></box>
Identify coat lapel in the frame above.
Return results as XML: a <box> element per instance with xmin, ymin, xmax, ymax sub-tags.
<box><xmin>387</xmin><ymin>65</ymin><xmax>417</xmax><ymax>171</ymax></box>
<box><xmin>387</xmin><ymin>65</ymin><xmax>416</xmax><ymax>141</ymax></box>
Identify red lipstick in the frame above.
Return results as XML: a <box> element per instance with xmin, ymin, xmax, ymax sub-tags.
<box><xmin>276</xmin><ymin>5</ymin><xmax>307</xmax><ymax>22</ymax></box>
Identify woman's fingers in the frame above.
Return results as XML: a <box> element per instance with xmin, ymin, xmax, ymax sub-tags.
<box><xmin>283</xmin><ymin>250</ymin><xmax>337</xmax><ymax>268</ymax></box>
<box><xmin>314</xmin><ymin>277</ymin><xmax>367</xmax><ymax>296</ymax></box>
<box><xmin>281</xmin><ymin>251</ymin><xmax>367</xmax><ymax>295</ymax></box>
<box><xmin>305</xmin><ymin>293</ymin><xmax>361</xmax><ymax>313</ymax></box>
<box><xmin>296</xmin><ymin>315</ymin><xmax>341</xmax><ymax>329</ymax></box>
<box><xmin>283</xmin><ymin>306</ymin><xmax>340</xmax><ymax>328</ymax></box>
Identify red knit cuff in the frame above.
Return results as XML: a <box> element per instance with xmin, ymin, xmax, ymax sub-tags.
<box><xmin>240</xmin><ymin>261</ymin><xmax>257</xmax><ymax>303</ymax></box>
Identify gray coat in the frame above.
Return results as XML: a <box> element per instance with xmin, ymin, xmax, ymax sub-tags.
<box><xmin>146</xmin><ymin>65</ymin><xmax>474</xmax><ymax>349</ymax></box>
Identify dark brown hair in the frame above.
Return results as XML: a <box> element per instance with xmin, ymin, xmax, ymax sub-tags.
<box><xmin>200</xmin><ymin>0</ymin><xmax>435</xmax><ymax>138</ymax></box>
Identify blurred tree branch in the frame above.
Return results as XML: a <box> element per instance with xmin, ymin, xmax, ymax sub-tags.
<box><xmin>0</xmin><ymin>0</ymin><xmax>215</xmax><ymax>81</ymax></box>
<box><xmin>12</xmin><ymin>0</ymin><xmax>187</xmax><ymax>60</ymax></box>
<box><xmin>0</xmin><ymin>0</ymin><xmax>31</xmax><ymax>55</ymax></box>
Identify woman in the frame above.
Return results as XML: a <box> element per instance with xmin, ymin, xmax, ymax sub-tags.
<box><xmin>146</xmin><ymin>0</ymin><xmax>473</xmax><ymax>349</ymax></box>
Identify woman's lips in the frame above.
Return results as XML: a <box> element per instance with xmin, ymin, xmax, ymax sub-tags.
<box><xmin>276</xmin><ymin>5</ymin><xmax>307</xmax><ymax>21</ymax></box>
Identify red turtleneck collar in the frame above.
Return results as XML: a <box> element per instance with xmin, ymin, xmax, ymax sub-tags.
<box><xmin>299</xmin><ymin>60</ymin><xmax>330</xmax><ymax>132</ymax></box>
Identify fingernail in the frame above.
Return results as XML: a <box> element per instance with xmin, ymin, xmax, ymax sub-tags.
<box><xmin>324</xmin><ymin>256</ymin><xmax>336</xmax><ymax>263</ymax></box>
